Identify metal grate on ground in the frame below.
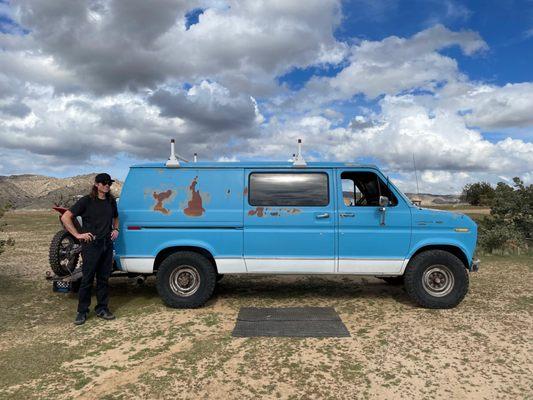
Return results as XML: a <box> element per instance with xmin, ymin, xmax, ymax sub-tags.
<box><xmin>232</xmin><ymin>307</ymin><xmax>350</xmax><ymax>338</ymax></box>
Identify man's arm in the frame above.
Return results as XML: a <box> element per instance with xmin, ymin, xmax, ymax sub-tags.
<box><xmin>110</xmin><ymin>217</ymin><xmax>119</xmax><ymax>241</ymax></box>
<box><xmin>61</xmin><ymin>211</ymin><xmax>94</xmax><ymax>242</ymax></box>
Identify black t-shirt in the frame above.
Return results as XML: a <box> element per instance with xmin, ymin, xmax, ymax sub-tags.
<box><xmin>69</xmin><ymin>195</ymin><xmax>118</xmax><ymax>240</ymax></box>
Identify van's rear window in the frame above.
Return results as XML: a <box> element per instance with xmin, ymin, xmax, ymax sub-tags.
<box><xmin>249</xmin><ymin>173</ymin><xmax>329</xmax><ymax>206</ymax></box>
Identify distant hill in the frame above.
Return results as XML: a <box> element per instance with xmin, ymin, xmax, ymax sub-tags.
<box><xmin>0</xmin><ymin>174</ymin><xmax>123</xmax><ymax>210</ymax></box>
<box><xmin>405</xmin><ymin>193</ymin><xmax>463</xmax><ymax>206</ymax></box>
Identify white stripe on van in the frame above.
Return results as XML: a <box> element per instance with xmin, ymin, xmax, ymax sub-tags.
<box><xmin>120</xmin><ymin>257</ymin><xmax>155</xmax><ymax>273</ymax></box>
<box><xmin>120</xmin><ymin>257</ymin><xmax>409</xmax><ymax>275</ymax></box>
<box><xmin>337</xmin><ymin>258</ymin><xmax>407</xmax><ymax>275</ymax></box>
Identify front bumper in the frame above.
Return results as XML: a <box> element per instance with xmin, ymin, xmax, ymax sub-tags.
<box><xmin>470</xmin><ymin>258</ymin><xmax>480</xmax><ymax>272</ymax></box>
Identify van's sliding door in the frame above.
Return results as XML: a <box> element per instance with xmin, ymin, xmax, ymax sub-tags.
<box><xmin>243</xmin><ymin>169</ymin><xmax>335</xmax><ymax>273</ymax></box>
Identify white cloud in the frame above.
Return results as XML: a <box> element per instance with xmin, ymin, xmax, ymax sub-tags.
<box><xmin>9</xmin><ymin>0</ymin><xmax>345</xmax><ymax>95</ymax></box>
<box><xmin>297</xmin><ymin>24</ymin><xmax>487</xmax><ymax>105</ymax></box>
<box><xmin>0</xmin><ymin>81</ymin><xmax>260</xmax><ymax>163</ymax></box>
<box><xmin>439</xmin><ymin>82</ymin><xmax>533</xmax><ymax>130</ymax></box>
<box><xmin>240</xmin><ymin>94</ymin><xmax>533</xmax><ymax>192</ymax></box>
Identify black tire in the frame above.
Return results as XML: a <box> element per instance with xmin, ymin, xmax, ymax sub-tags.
<box><xmin>380</xmin><ymin>276</ymin><xmax>404</xmax><ymax>285</ymax></box>
<box><xmin>156</xmin><ymin>251</ymin><xmax>216</xmax><ymax>308</ymax></box>
<box><xmin>216</xmin><ymin>274</ymin><xmax>224</xmax><ymax>282</ymax></box>
<box><xmin>404</xmin><ymin>250</ymin><xmax>469</xmax><ymax>309</ymax></box>
<box><xmin>48</xmin><ymin>230</ymin><xmax>80</xmax><ymax>277</ymax></box>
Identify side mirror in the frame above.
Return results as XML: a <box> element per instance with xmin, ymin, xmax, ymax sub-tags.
<box><xmin>379</xmin><ymin>196</ymin><xmax>389</xmax><ymax>207</ymax></box>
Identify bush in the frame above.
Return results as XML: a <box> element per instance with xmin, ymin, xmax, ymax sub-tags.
<box><xmin>478</xmin><ymin>220</ymin><xmax>526</xmax><ymax>255</ymax></box>
<box><xmin>474</xmin><ymin>177</ymin><xmax>532</xmax><ymax>254</ymax></box>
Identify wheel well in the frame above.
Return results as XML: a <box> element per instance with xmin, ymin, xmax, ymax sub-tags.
<box><xmin>154</xmin><ymin>246</ymin><xmax>217</xmax><ymax>272</ymax></box>
<box><xmin>410</xmin><ymin>245</ymin><xmax>469</xmax><ymax>269</ymax></box>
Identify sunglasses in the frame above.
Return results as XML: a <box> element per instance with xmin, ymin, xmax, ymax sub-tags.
<box><xmin>99</xmin><ymin>181</ymin><xmax>113</xmax><ymax>186</ymax></box>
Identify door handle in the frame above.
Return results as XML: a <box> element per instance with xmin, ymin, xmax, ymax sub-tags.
<box><xmin>315</xmin><ymin>213</ymin><xmax>330</xmax><ymax>219</ymax></box>
<box><xmin>340</xmin><ymin>212</ymin><xmax>355</xmax><ymax>218</ymax></box>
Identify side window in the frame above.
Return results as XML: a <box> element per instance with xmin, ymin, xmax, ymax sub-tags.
<box><xmin>341</xmin><ymin>171</ymin><xmax>398</xmax><ymax>207</ymax></box>
<box><xmin>342</xmin><ymin>179</ymin><xmax>364</xmax><ymax>206</ymax></box>
<box><xmin>249</xmin><ymin>173</ymin><xmax>329</xmax><ymax>206</ymax></box>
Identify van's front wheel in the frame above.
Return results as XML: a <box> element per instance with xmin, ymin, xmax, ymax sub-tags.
<box><xmin>156</xmin><ymin>252</ymin><xmax>216</xmax><ymax>308</ymax></box>
<box><xmin>404</xmin><ymin>250</ymin><xmax>469</xmax><ymax>309</ymax></box>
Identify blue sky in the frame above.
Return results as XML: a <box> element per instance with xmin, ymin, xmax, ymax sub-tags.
<box><xmin>0</xmin><ymin>0</ymin><xmax>531</xmax><ymax>193</ymax></box>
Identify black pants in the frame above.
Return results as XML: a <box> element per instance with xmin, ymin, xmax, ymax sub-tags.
<box><xmin>77</xmin><ymin>238</ymin><xmax>113</xmax><ymax>313</ymax></box>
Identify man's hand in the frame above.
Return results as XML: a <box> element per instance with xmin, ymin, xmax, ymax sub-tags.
<box><xmin>77</xmin><ymin>232</ymin><xmax>94</xmax><ymax>242</ymax></box>
<box><xmin>110</xmin><ymin>229</ymin><xmax>119</xmax><ymax>241</ymax></box>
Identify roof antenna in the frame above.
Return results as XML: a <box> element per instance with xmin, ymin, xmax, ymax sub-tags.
<box><xmin>293</xmin><ymin>139</ymin><xmax>307</xmax><ymax>167</ymax></box>
<box><xmin>412</xmin><ymin>153</ymin><xmax>421</xmax><ymax>206</ymax></box>
<box><xmin>165</xmin><ymin>139</ymin><xmax>189</xmax><ymax>167</ymax></box>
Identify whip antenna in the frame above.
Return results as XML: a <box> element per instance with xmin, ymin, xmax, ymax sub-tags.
<box><xmin>413</xmin><ymin>153</ymin><xmax>421</xmax><ymax>204</ymax></box>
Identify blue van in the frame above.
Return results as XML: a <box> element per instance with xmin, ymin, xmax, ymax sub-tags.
<box><xmin>114</xmin><ymin>144</ymin><xmax>479</xmax><ymax>309</ymax></box>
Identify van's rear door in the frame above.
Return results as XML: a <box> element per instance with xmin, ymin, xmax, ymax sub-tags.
<box><xmin>243</xmin><ymin>169</ymin><xmax>335</xmax><ymax>273</ymax></box>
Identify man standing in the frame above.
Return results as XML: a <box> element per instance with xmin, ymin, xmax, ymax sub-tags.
<box><xmin>61</xmin><ymin>173</ymin><xmax>119</xmax><ymax>325</ymax></box>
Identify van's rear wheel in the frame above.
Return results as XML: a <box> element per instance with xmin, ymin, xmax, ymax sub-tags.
<box><xmin>404</xmin><ymin>250</ymin><xmax>469</xmax><ymax>309</ymax></box>
<box><xmin>156</xmin><ymin>252</ymin><xmax>216</xmax><ymax>308</ymax></box>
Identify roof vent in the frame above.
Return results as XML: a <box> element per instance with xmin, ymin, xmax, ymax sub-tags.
<box><xmin>292</xmin><ymin>139</ymin><xmax>307</xmax><ymax>167</ymax></box>
<box><xmin>165</xmin><ymin>139</ymin><xmax>180</xmax><ymax>167</ymax></box>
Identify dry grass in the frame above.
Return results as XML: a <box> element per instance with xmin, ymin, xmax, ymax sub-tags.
<box><xmin>0</xmin><ymin>210</ymin><xmax>531</xmax><ymax>399</ymax></box>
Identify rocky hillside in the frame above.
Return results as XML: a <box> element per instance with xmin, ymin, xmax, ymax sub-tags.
<box><xmin>0</xmin><ymin>174</ymin><xmax>123</xmax><ymax>210</ymax></box>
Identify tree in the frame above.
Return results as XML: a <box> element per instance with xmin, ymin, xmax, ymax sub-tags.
<box><xmin>477</xmin><ymin>177</ymin><xmax>532</xmax><ymax>254</ymax></box>
<box><xmin>461</xmin><ymin>182</ymin><xmax>495</xmax><ymax>206</ymax></box>
<box><xmin>490</xmin><ymin>177</ymin><xmax>532</xmax><ymax>240</ymax></box>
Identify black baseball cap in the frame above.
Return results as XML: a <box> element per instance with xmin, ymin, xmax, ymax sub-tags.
<box><xmin>94</xmin><ymin>173</ymin><xmax>115</xmax><ymax>184</ymax></box>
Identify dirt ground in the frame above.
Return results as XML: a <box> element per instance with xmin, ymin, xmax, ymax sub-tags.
<box><xmin>0</xmin><ymin>210</ymin><xmax>531</xmax><ymax>400</ymax></box>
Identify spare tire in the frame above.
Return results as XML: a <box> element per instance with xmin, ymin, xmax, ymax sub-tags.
<box><xmin>48</xmin><ymin>230</ymin><xmax>81</xmax><ymax>276</ymax></box>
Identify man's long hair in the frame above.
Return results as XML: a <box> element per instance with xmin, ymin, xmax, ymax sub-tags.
<box><xmin>89</xmin><ymin>184</ymin><xmax>115</xmax><ymax>201</ymax></box>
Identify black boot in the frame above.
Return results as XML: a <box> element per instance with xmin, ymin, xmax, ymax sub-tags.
<box><xmin>74</xmin><ymin>312</ymin><xmax>88</xmax><ymax>325</ymax></box>
<box><xmin>96</xmin><ymin>309</ymin><xmax>116</xmax><ymax>320</ymax></box>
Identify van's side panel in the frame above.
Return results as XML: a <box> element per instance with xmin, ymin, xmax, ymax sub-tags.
<box><xmin>243</xmin><ymin>169</ymin><xmax>335</xmax><ymax>273</ymax></box>
<box><xmin>115</xmin><ymin>168</ymin><xmax>245</xmax><ymax>273</ymax></box>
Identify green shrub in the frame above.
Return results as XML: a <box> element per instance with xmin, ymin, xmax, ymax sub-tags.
<box><xmin>473</xmin><ymin>177</ymin><xmax>532</xmax><ymax>255</ymax></box>
<box><xmin>478</xmin><ymin>220</ymin><xmax>527</xmax><ymax>255</ymax></box>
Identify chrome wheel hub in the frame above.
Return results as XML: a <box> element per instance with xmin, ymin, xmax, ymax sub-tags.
<box><xmin>422</xmin><ymin>265</ymin><xmax>454</xmax><ymax>297</ymax></box>
<box><xmin>169</xmin><ymin>266</ymin><xmax>200</xmax><ymax>297</ymax></box>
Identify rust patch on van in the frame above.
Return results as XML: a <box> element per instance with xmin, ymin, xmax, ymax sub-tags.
<box><xmin>248</xmin><ymin>207</ymin><xmax>264</xmax><ymax>217</ymax></box>
<box><xmin>184</xmin><ymin>177</ymin><xmax>205</xmax><ymax>217</ymax></box>
<box><xmin>152</xmin><ymin>190</ymin><xmax>173</xmax><ymax>214</ymax></box>
<box><xmin>243</xmin><ymin>187</ymin><xmax>248</xmax><ymax>196</ymax></box>
<box><xmin>285</xmin><ymin>208</ymin><xmax>301</xmax><ymax>215</ymax></box>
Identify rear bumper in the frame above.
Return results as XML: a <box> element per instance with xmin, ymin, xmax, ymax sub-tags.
<box><xmin>470</xmin><ymin>258</ymin><xmax>480</xmax><ymax>272</ymax></box>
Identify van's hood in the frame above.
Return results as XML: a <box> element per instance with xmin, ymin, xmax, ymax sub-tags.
<box><xmin>413</xmin><ymin>208</ymin><xmax>477</xmax><ymax>230</ymax></box>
